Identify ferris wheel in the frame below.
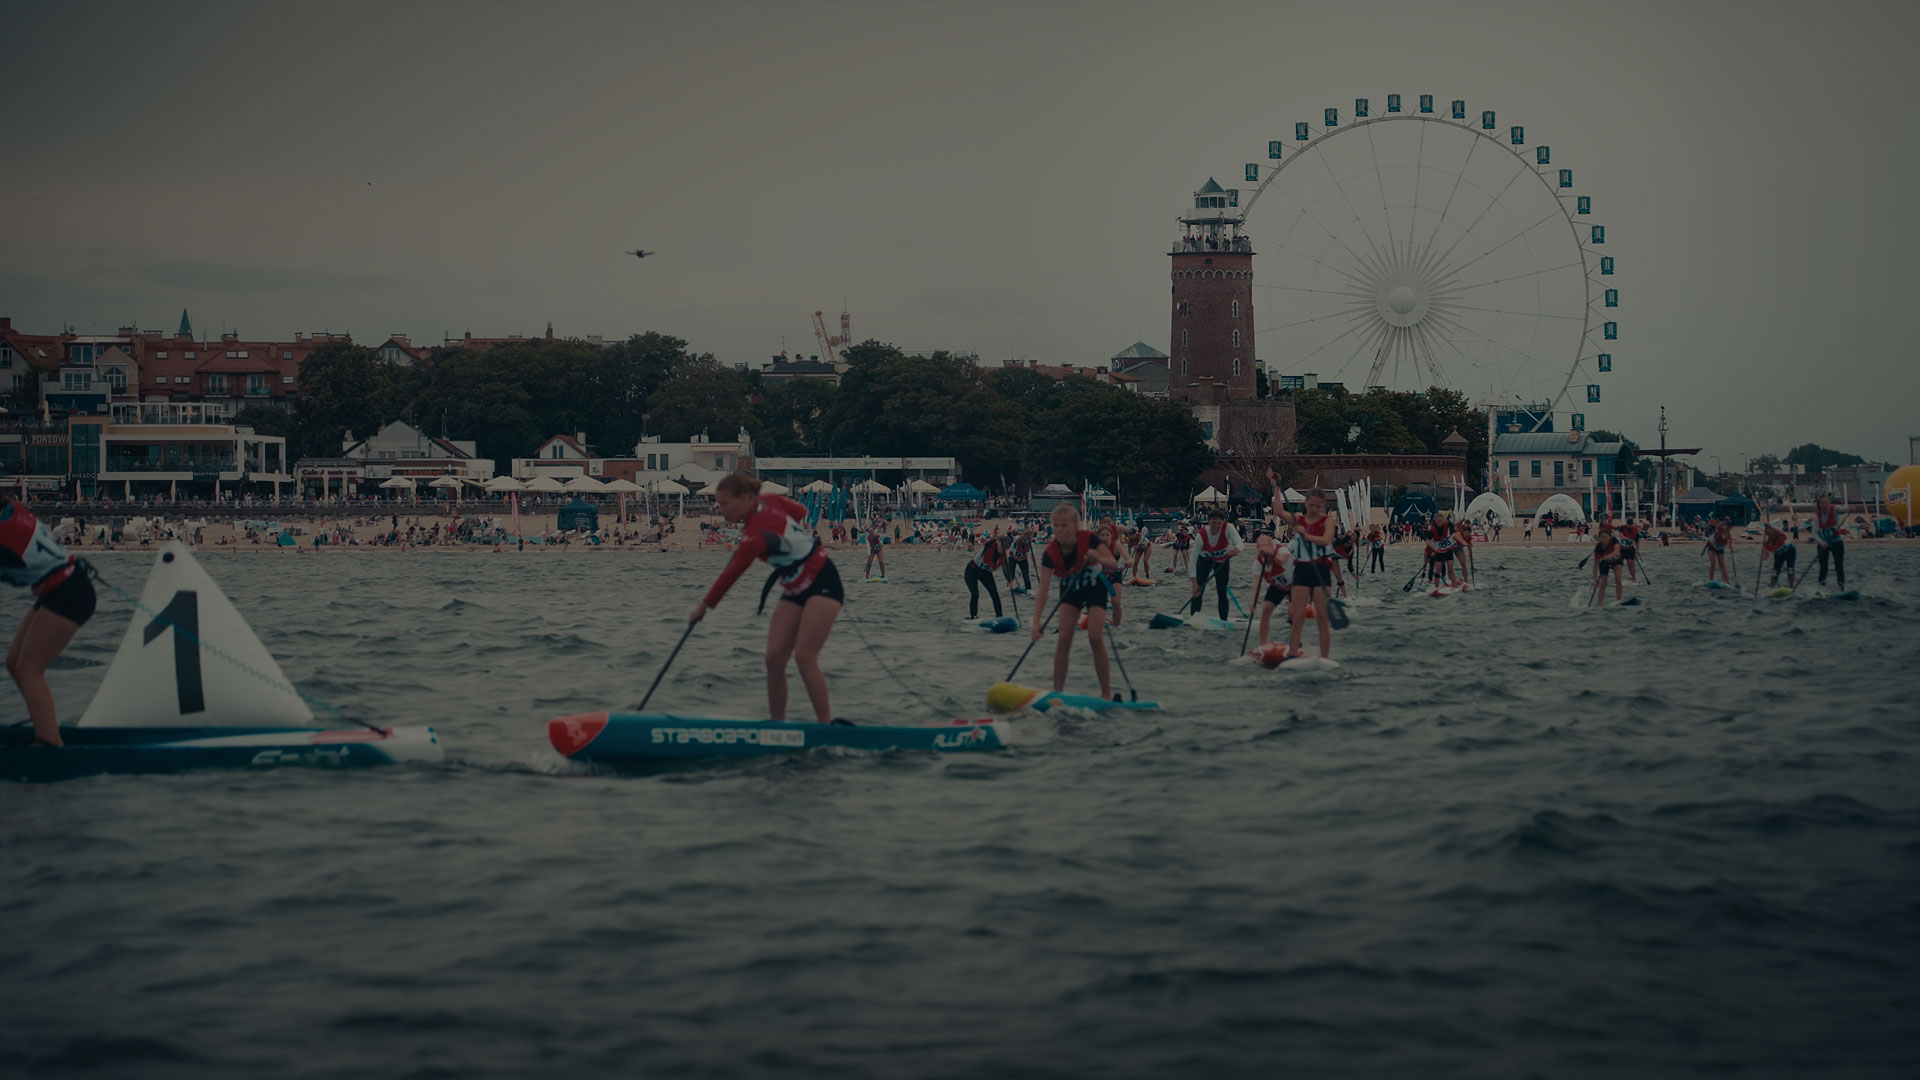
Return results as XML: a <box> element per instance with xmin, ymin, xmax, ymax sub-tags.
<box><xmin>1235</xmin><ymin>94</ymin><xmax>1614</xmax><ymax>426</ymax></box>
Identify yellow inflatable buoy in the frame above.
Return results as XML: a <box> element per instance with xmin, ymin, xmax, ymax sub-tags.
<box><xmin>1885</xmin><ymin>465</ymin><xmax>1919</xmax><ymax>528</ymax></box>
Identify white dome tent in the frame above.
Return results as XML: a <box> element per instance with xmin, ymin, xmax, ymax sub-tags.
<box><xmin>1531</xmin><ymin>493</ymin><xmax>1586</xmax><ymax>526</ymax></box>
<box><xmin>1464</xmin><ymin>492</ymin><xmax>1516</xmax><ymax>526</ymax></box>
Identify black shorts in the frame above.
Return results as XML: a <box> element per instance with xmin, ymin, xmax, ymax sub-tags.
<box><xmin>1292</xmin><ymin>562</ymin><xmax>1331</xmax><ymax>590</ymax></box>
<box><xmin>33</xmin><ymin>568</ymin><xmax>96</xmax><ymax>626</ymax></box>
<box><xmin>1263</xmin><ymin>584</ymin><xmax>1290</xmax><ymax>606</ymax></box>
<box><xmin>1061</xmin><ymin>584</ymin><xmax>1109</xmax><ymax>611</ymax></box>
<box><xmin>781</xmin><ymin>557</ymin><xmax>844</xmax><ymax>607</ymax></box>
<box><xmin>1598</xmin><ymin>557</ymin><xmax>1623</xmax><ymax>573</ymax></box>
<box><xmin>1429</xmin><ymin>548</ymin><xmax>1453</xmax><ymax>564</ymax></box>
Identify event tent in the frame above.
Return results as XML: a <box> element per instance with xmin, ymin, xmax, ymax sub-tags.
<box><xmin>1193</xmin><ymin>486</ymin><xmax>1227</xmax><ymax>505</ymax></box>
<box><xmin>937</xmin><ymin>482</ymin><xmax>987</xmax><ymax>501</ymax></box>
<box><xmin>1464</xmin><ymin>492</ymin><xmax>1516</xmax><ymax>526</ymax></box>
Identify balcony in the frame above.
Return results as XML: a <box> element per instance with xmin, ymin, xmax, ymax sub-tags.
<box><xmin>105</xmin><ymin>456</ymin><xmax>238</xmax><ymax>474</ymax></box>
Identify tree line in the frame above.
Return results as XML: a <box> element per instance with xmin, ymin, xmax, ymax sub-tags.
<box><xmin>248</xmin><ymin>336</ymin><xmax>1216</xmax><ymax>503</ymax></box>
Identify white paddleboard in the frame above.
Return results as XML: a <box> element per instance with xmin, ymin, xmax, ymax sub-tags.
<box><xmin>1277</xmin><ymin>656</ymin><xmax>1341</xmax><ymax>673</ymax></box>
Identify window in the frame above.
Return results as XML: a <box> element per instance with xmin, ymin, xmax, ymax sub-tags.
<box><xmin>1508</xmin><ymin>460</ymin><xmax>1519</xmax><ymax>477</ymax></box>
<box><xmin>1232</xmin><ymin>358</ymin><xmax>1241</xmax><ymax>376</ymax></box>
<box><xmin>1231</xmin><ymin>300</ymin><xmax>1239</xmax><ymax>319</ymax></box>
<box><xmin>647</xmin><ymin>454</ymin><xmax>657</xmax><ymax>469</ymax></box>
<box><xmin>1231</xmin><ymin>330</ymin><xmax>1241</xmax><ymax>347</ymax></box>
<box><xmin>1180</xmin><ymin>329</ymin><xmax>1189</xmax><ymax>347</ymax></box>
<box><xmin>283</xmin><ymin>351</ymin><xmax>293</xmax><ymax>360</ymax></box>
<box><xmin>713</xmin><ymin>455</ymin><xmax>724</xmax><ymax>470</ymax></box>
<box><xmin>1201</xmin><ymin>422</ymin><xmax>1214</xmax><ymax>439</ymax></box>
<box><xmin>1180</xmin><ymin>357</ymin><xmax>1188</xmax><ymax>376</ymax></box>
<box><xmin>247</xmin><ymin>373</ymin><xmax>267</xmax><ymax>395</ymax></box>
<box><xmin>70</xmin><ymin>345</ymin><xmax>98</xmax><ymax>365</ymax></box>
<box><xmin>0</xmin><ymin>345</ymin><xmax>12</xmax><ymax>368</ymax></box>
<box><xmin>106</xmin><ymin>368</ymin><xmax>126</xmax><ymax>392</ymax></box>
<box><xmin>156</xmin><ymin>351</ymin><xmax>168</xmax><ymax>359</ymax></box>
<box><xmin>282</xmin><ymin>375</ymin><xmax>293</xmax><ymax>384</ymax></box>
<box><xmin>184</xmin><ymin>352</ymin><xmax>196</xmax><ymax>360</ymax></box>
<box><xmin>226</xmin><ymin>350</ymin><xmax>248</xmax><ymax>359</ymax></box>
<box><xmin>63</xmin><ymin>370</ymin><xmax>93</xmax><ymax>391</ymax></box>
<box><xmin>175</xmin><ymin>376</ymin><xmax>190</xmax><ymax>384</ymax></box>
<box><xmin>1582</xmin><ymin>459</ymin><xmax>1593</xmax><ymax>477</ymax></box>
<box><xmin>1554</xmin><ymin>461</ymin><xmax>1565</xmax><ymax>485</ymax></box>
<box><xmin>1530</xmin><ymin>460</ymin><xmax>1541</xmax><ymax>478</ymax></box>
<box><xmin>208</xmin><ymin>374</ymin><xmax>228</xmax><ymax>394</ymax></box>
<box><xmin>550</xmin><ymin>444</ymin><xmax>564</xmax><ymax>459</ymax></box>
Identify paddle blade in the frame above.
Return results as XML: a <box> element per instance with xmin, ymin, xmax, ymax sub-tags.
<box><xmin>986</xmin><ymin>682</ymin><xmax>1041</xmax><ymax>715</ymax></box>
<box><xmin>1148</xmin><ymin>613</ymin><xmax>1185</xmax><ymax>629</ymax></box>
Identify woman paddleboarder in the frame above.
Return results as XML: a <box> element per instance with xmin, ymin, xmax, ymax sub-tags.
<box><xmin>1762</xmin><ymin>519</ymin><xmax>1797</xmax><ymax>590</ymax></box>
<box><xmin>965</xmin><ymin>530</ymin><xmax>1008</xmax><ymax>619</ymax></box>
<box><xmin>1269</xmin><ymin>474</ymin><xmax>1336</xmax><ymax>661</ymax></box>
<box><xmin>1590</xmin><ymin>521</ymin><xmax>1626</xmax><ymax>607</ymax></box>
<box><xmin>1811</xmin><ymin>494</ymin><xmax>1849</xmax><ymax>592</ymax></box>
<box><xmin>689</xmin><ymin>475</ymin><xmax>842</xmax><ymax>724</ymax></box>
<box><xmin>1705</xmin><ymin>517</ymin><xmax>1734</xmax><ymax>585</ymax></box>
<box><xmin>1030</xmin><ymin>504</ymin><xmax>1121</xmax><ymax>700</ymax></box>
<box><xmin>1</xmin><ymin>494</ymin><xmax>97</xmax><ymax>748</ymax></box>
<box><xmin>1251</xmin><ymin>533</ymin><xmax>1294</xmax><ymax>648</ymax></box>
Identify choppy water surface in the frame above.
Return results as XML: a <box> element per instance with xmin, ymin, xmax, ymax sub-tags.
<box><xmin>4</xmin><ymin>545</ymin><xmax>1917</xmax><ymax>1078</ymax></box>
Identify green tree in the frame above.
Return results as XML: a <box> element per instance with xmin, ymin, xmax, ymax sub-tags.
<box><xmin>1751</xmin><ymin>453</ymin><xmax>1782</xmax><ymax>474</ymax></box>
<box><xmin>1784</xmin><ymin>443</ymin><xmax>1866</xmax><ymax>471</ymax></box>
<box><xmin>231</xmin><ymin>405</ymin><xmax>297</xmax><ymax>440</ymax></box>
<box><xmin>646</xmin><ymin>357</ymin><xmax>753</xmax><ymax>442</ymax></box>
<box><xmin>753</xmin><ymin>378</ymin><xmax>839</xmax><ymax>455</ymax></box>
<box><xmin>295</xmin><ymin>341</ymin><xmax>390</xmax><ymax>459</ymax></box>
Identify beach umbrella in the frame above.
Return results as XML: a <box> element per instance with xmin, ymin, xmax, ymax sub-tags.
<box><xmin>760</xmin><ymin>480</ymin><xmax>790</xmax><ymax>496</ymax></box>
<box><xmin>564</xmin><ymin>475</ymin><xmax>607</xmax><ymax>494</ymax></box>
<box><xmin>523</xmin><ymin>474</ymin><xmax>568</xmax><ymax>494</ymax></box>
<box><xmin>801</xmin><ymin>479</ymin><xmax>835</xmax><ymax>494</ymax></box>
<box><xmin>379</xmin><ymin>476</ymin><xmax>415</xmax><ymax>490</ymax></box>
<box><xmin>599</xmin><ymin>477</ymin><xmax>642</xmax><ymax>523</ymax></box>
<box><xmin>854</xmin><ymin>478</ymin><xmax>888</xmax><ymax>494</ymax></box>
<box><xmin>484</xmin><ymin>475</ymin><xmax>525</xmax><ymax>492</ymax></box>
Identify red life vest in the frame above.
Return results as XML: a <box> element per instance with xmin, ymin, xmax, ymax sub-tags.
<box><xmin>1258</xmin><ymin>550</ymin><xmax>1292</xmax><ymax>587</ymax></box>
<box><xmin>1199</xmin><ymin>522</ymin><xmax>1234</xmax><ymax>560</ymax></box>
<box><xmin>1044</xmin><ymin>530</ymin><xmax>1102</xmax><ymax>590</ymax></box>
<box><xmin>972</xmin><ymin>536</ymin><xmax>1005</xmax><ymax>571</ymax></box>
<box><xmin>0</xmin><ymin>503</ymin><xmax>78</xmax><ymax>597</ymax></box>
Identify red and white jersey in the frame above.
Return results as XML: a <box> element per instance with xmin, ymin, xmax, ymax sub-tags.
<box><xmin>0</xmin><ymin>503</ymin><xmax>77</xmax><ymax>596</ymax></box>
<box><xmin>703</xmin><ymin>495</ymin><xmax>824</xmax><ymax>607</ymax></box>
<box><xmin>1198</xmin><ymin>522</ymin><xmax>1241</xmax><ymax>561</ymax></box>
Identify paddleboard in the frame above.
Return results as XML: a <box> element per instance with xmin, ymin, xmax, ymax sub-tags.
<box><xmin>985</xmin><ymin>682</ymin><xmax>1159</xmax><ymax>714</ymax></box>
<box><xmin>1769</xmin><ymin>587</ymin><xmax>1793</xmax><ymax>599</ymax></box>
<box><xmin>4</xmin><ymin>542</ymin><xmax>442</xmax><ymax>783</ymax></box>
<box><xmin>549</xmin><ymin>712</ymin><xmax>1007</xmax><ymax>764</ymax></box>
<box><xmin>1704</xmin><ymin>580</ymin><xmax>1733</xmax><ymax>590</ymax></box>
<box><xmin>979</xmin><ymin>616</ymin><xmax>1019</xmax><ymax>634</ymax></box>
<box><xmin>1428</xmin><ymin>586</ymin><xmax>1463</xmax><ymax>599</ymax></box>
<box><xmin>1247</xmin><ymin>644</ymin><xmax>1341</xmax><ymax>672</ymax></box>
<box><xmin>1127</xmin><ymin>578</ymin><xmax>1157</xmax><ymax>587</ymax></box>
<box><xmin>865</xmin><ymin>576</ymin><xmax>888</xmax><ymax>584</ymax></box>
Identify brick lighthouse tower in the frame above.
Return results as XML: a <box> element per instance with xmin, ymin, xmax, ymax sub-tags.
<box><xmin>1169</xmin><ymin>178</ymin><xmax>1255</xmax><ymax>403</ymax></box>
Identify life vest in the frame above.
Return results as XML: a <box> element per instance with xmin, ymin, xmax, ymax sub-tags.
<box><xmin>1199</xmin><ymin>522</ymin><xmax>1235</xmax><ymax>561</ymax></box>
<box><xmin>1815</xmin><ymin>505</ymin><xmax>1842</xmax><ymax>543</ymax></box>
<box><xmin>0</xmin><ymin>503</ymin><xmax>78</xmax><ymax>597</ymax></box>
<box><xmin>1010</xmin><ymin>536</ymin><xmax>1032</xmax><ymax>561</ymax></box>
<box><xmin>972</xmin><ymin>537</ymin><xmax>1005</xmax><ymax>571</ymax></box>
<box><xmin>1045</xmin><ymin>531</ymin><xmax>1105</xmax><ymax>592</ymax></box>
<box><xmin>1429</xmin><ymin>519</ymin><xmax>1456</xmax><ymax>553</ymax></box>
<box><xmin>1258</xmin><ymin>550</ymin><xmax>1293</xmax><ymax>588</ymax></box>
<box><xmin>1620</xmin><ymin>523</ymin><xmax>1641</xmax><ymax>544</ymax></box>
<box><xmin>1290</xmin><ymin>515</ymin><xmax>1335</xmax><ymax>564</ymax></box>
<box><xmin>1763</xmin><ymin>531</ymin><xmax>1792</xmax><ymax>555</ymax></box>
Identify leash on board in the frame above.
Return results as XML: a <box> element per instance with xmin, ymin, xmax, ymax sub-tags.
<box><xmin>84</xmin><ymin>564</ymin><xmax>381</xmax><ymax>734</ymax></box>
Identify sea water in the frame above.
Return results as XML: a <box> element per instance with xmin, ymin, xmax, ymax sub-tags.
<box><xmin>3</xmin><ymin>546</ymin><xmax>1916</xmax><ymax>1078</ymax></box>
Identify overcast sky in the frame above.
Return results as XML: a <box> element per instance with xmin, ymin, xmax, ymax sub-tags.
<box><xmin>3</xmin><ymin>0</ymin><xmax>1915</xmax><ymax>465</ymax></box>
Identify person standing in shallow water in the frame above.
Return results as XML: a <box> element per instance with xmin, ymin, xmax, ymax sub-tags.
<box><xmin>689</xmin><ymin>474</ymin><xmax>842</xmax><ymax>724</ymax></box>
<box><xmin>1</xmin><ymin>495</ymin><xmax>98</xmax><ymax>747</ymax></box>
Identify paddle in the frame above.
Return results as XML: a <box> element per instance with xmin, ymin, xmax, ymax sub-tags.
<box><xmin>1240</xmin><ymin>573</ymin><xmax>1263</xmax><ymax>654</ymax></box>
<box><xmin>1401</xmin><ymin>555</ymin><xmax>1430</xmax><ymax>593</ymax></box>
<box><xmin>638</xmin><ymin>622</ymin><xmax>694</xmax><ymax>711</ymax></box>
<box><xmin>1751</xmin><ymin>545</ymin><xmax>1766</xmax><ymax>600</ymax></box>
<box><xmin>1005</xmin><ymin>598</ymin><xmax>1065</xmax><ymax>682</ymax></box>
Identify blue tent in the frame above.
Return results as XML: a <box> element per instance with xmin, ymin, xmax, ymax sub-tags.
<box><xmin>937</xmin><ymin>482</ymin><xmax>987</xmax><ymax>501</ymax></box>
<box><xmin>1391</xmin><ymin>492</ymin><xmax>1438</xmax><ymax>523</ymax></box>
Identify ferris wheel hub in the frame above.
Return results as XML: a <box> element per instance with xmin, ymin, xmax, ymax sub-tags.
<box><xmin>1387</xmin><ymin>285</ymin><xmax>1418</xmax><ymax>315</ymax></box>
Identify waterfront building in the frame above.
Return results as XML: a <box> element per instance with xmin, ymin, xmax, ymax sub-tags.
<box><xmin>1492</xmin><ymin>431</ymin><xmax>1643</xmax><ymax>516</ymax></box>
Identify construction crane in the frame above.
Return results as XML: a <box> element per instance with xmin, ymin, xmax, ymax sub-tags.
<box><xmin>812</xmin><ymin>310</ymin><xmax>848</xmax><ymax>363</ymax></box>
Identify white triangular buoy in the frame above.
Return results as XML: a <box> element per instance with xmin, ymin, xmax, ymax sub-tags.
<box><xmin>79</xmin><ymin>542</ymin><xmax>316</xmax><ymax>727</ymax></box>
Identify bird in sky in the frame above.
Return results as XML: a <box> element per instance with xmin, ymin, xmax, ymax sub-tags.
<box><xmin>624</xmin><ymin>250</ymin><xmax>656</xmax><ymax>259</ymax></box>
